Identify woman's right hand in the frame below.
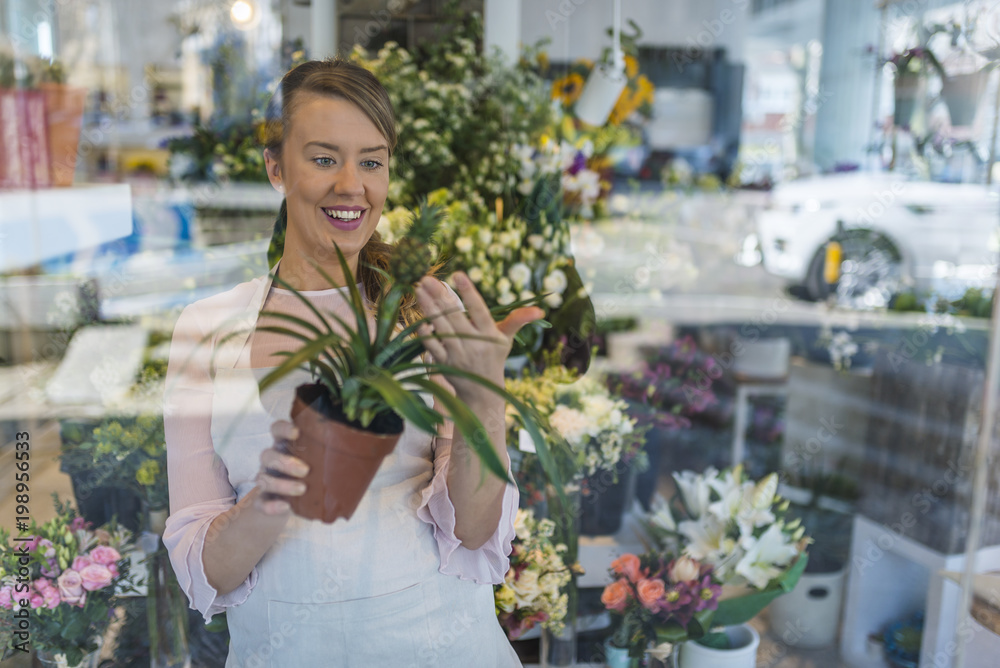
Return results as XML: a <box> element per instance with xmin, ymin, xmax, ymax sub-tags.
<box><xmin>253</xmin><ymin>420</ymin><xmax>310</xmax><ymax>515</ymax></box>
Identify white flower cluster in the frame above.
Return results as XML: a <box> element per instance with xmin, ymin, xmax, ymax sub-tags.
<box><xmin>667</xmin><ymin>467</ymin><xmax>805</xmax><ymax>590</ymax></box>
<box><xmin>438</xmin><ymin>202</ymin><xmax>573</xmax><ymax>314</ymax></box>
<box><xmin>497</xmin><ymin>509</ymin><xmax>571</xmax><ymax>635</ymax></box>
<box><xmin>547</xmin><ymin>377</ymin><xmax>639</xmax><ymax>477</ymax></box>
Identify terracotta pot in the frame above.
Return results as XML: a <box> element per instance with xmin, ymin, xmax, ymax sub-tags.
<box><xmin>38</xmin><ymin>83</ymin><xmax>86</xmax><ymax>186</ymax></box>
<box><xmin>286</xmin><ymin>384</ymin><xmax>402</xmax><ymax>523</ymax></box>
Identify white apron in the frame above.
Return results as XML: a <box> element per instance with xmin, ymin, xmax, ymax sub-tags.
<box><xmin>207</xmin><ymin>272</ymin><xmax>522</xmax><ymax>668</ymax></box>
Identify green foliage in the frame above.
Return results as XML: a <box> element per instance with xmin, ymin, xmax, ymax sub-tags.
<box><xmin>60</xmin><ymin>414</ymin><xmax>169</xmax><ymax>512</ymax></box>
<box><xmin>349</xmin><ymin>10</ymin><xmax>554</xmax><ymax>218</ymax></box>
<box><xmin>165</xmin><ymin>121</ymin><xmax>268</xmax><ymax>184</ymax></box>
<box><xmin>239</xmin><ymin>244</ymin><xmax>557</xmax><ymax>486</ymax></box>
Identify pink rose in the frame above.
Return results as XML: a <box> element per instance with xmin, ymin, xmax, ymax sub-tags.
<box><xmin>41</xmin><ymin>586</ymin><xmax>60</xmax><ymax>609</ymax></box>
<box><xmin>610</xmin><ymin>554</ymin><xmax>642</xmax><ymax>583</ymax></box>
<box><xmin>601</xmin><ymin>578</ymin><xmax>631</xmax><ymax>613</ymax></box>
<box><xmin>668</xmin><ymin>556</ymin><xmax>701</xmax><ymax>584</ymax></box>
<box><xmin>57</xmin><ymin>570</ymin><xmax>86</xmax><ymax>606</ymax></box>
<box><xmin>0</xmin><ymin>586</ymin><xmax>13</xmax><ymax>610</ymax></box>
<box><xmin>28</xmin><ymin>592</ymin><xmax>44</xmax><ymax>609</ymax></box>
<box><xmin>79</xmin><ymin>563</ymin><xmax>113</xmax><ymax>591</ymax></box>
<box><xmin>107</xmin><ymin>563</ymin><xmax>119</xmax><ymax>578</ymax></box>
<box><xmin>88</xmin><ymin>545</ymin><xmax>121</xmax><ymax>566</ymax></box>
<box><xmin>637</xmin><ymin>578</ymin><xmax>666</xmax><ymax>612</ymax></box>
<box><xmin>71</xmin><ymin>556</ymin><xmax>92</xmax><ymax>572</ymax></box>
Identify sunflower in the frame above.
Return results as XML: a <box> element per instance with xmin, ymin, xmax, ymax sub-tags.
<box><xmin>625</xmin><ymin>55</ymin><xmax>639</xmax><ymax>79</ymax></box>
<box><xmin>552</xmin><ymin>72</ymin><xmax>585</xmax><ymax>106</ymax></box>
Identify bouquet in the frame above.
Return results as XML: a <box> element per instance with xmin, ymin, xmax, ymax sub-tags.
<box><xmin>505</xmin><ymin>363</ymin><xmax>647</xmax><ymax>505</ymax></box>
<box><xmin>494</xmin><ymin>509</ymin><xmax>572</xmax><ymax>639</ymax></box>
<box><xmin>601</xmin><ymin>552</ymin><xmax>721</xmax><ymax>658</ymax></box>
<box><xmin>644</xmin><ymin>465</ymin><xmax>809</xmax><ymax>644</ymax></box>
<box><xmin>0</xmin><ymin>496</ymin><xmax>136</xmax><ymax>664</ymax></box>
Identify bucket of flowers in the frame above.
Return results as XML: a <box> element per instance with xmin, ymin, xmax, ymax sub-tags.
<box><xmin>601</xmin><ymin>552</ymin><xmax>722</xmax><ymax>667</ymax></box>
<box><xmin>0</xmin><ymin>495</ymin><xmax>137</xmax><ymax>667</ymax></box>
<box><xmin>640</xmin><ymin>465</ymin><xmax>810</xmax><ymax>665</ymax></box>
<box><xmin>504</xmin><ymin>358</ymin><xmax>648</xmax><ymax>535</ymax></box>
<box><xmin>494</xmin><ymin>508</ymin><xmax>573</xmax><ymax>641</ymax></box>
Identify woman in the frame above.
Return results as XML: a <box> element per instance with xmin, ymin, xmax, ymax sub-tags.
<box><xmin>163</xmin><ymin>58</ymin><xmax>541</xmax><ymax>667</ymax></box>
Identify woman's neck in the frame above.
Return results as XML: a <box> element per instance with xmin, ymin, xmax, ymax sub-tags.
<box><xmin>275</xmin><ymin>248</ymin><xmax>359</xmax><ymax>291</ymax></box>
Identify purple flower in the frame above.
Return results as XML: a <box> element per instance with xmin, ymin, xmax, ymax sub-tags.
<box><xmin>568</xmin><ymin>151</ymin><xmax>587</xmax><ymax>175</ymax></box>
<box><xmin>692</xmin><ymin>575</ymin><xmax>722</xmax><ymax>612</ymax></box>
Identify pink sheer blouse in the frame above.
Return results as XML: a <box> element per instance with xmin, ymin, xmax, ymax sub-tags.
<box><xmin>162</xmin><ymin>276</ymin><xmax>518</xmax><ymax>622</ymax></box>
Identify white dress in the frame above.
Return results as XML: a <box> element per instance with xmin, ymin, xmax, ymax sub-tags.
<box><xmin>162</xmin><ymin>267</ymin><xmax>523</xmax><ymax>668</ymax></box>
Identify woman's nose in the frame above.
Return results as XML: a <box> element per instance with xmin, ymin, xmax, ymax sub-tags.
<box><xmin>335</xmin><ymin>164</ymin><xmax>365</xmax><ymax>195</ymax></box>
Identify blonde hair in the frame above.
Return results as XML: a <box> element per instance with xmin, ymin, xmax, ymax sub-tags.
<box><xmin>263</xmin><ymin>58</ymin><xmax>423</xmax><ymax>326</ymax></box>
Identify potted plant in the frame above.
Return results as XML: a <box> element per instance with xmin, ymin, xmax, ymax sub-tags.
<box><xmin>0</xmin><ymin>495</ymin><xmax>137</xmax><ymax>667</ymax></box>
<box><xmin>244</xmin><ymin>202</ymin><xmax>558</xmax><ymax>523</ymax></box>
<box><xmin>643</xmin><ymin>465</ymin><xmax>810</xmax><ymax>667</ymax></box>
<box><xmin>889</xmin><ymin>47</ymin><xmax>945</xmax><ymax>127</ymax></box>
<box><xmin>770</xmin><ymin>466</ymin><xmax>857</xmax><ymax>648</ymax></box>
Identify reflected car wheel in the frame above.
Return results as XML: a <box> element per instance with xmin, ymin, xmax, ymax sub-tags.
<box><xmin>804</xmin><ymin>229</ymin><xmax>904</xmax><ymax>309</ymax></box>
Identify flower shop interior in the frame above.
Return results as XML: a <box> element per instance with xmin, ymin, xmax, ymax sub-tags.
<box><xmin>3</xmin><ymin>0</ymin><xmax>1000</xmax><ymax>666</ymax></box>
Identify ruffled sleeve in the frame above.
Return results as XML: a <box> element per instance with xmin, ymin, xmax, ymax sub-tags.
<box><xmin>415</xmin><ymin>432</ymin><xmax>519</xmax><ymax>585</ymax></box>
<box><xmin>161</xmin><ymin>300</ymin><xmax>259</xmax><ymax>622</ymax></box>
<box><xmin>413</xmin><ymin>278</ymin><xmax>518</xmax><ymax>583</ymax></box>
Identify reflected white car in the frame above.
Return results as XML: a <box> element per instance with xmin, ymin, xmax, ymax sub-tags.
<box><xmin>753</xmin><ymin>173</ymin><xmax>1000</xmax><ymax>307</ymax></box>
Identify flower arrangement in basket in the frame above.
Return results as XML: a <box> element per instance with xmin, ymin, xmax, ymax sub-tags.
<box><xmin>0</xmin><ymin>496</ymin><xmax>136</xmax><ymax>665</ymax></box>
<box><xmin>494</xmin><ymin>509</ymin><xmax>572</xmax><ymax>640</ymax></box>
<box><xmin>238</xmin><ymin>202</ymin><xmax>553</xmax><ymax>523</ymax></box>
<box><xmin>601</xmin><ymin>552</ymin><xmax>722</xmax><ymax>660</ymax></box>
<box><xmin>634</xmin><ymin>465</ymin><xmax>810</xmax><ymax>652</ymax></box>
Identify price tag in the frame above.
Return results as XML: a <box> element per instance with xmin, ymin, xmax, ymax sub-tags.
<box><xmin>518</xmin><ymin>428</ymin><xmax>536</xmax><ymax>453</ymax></box>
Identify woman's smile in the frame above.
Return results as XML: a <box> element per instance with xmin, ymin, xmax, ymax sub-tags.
<box><xmin>321</xmin><ymin>205</ymin><xmax>368</xmax><ymax>231</ymax></box>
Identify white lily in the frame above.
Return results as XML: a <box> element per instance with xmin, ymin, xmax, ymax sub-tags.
<box><xmin>674</xmin><ymin>468</ymin><xmax>717</xmax><ymax>519</ymax></box>
<box><xmin>649</xmin><ymin>495</ymin><xmax>676</xmax><ymax>532</ymax></box>
<box><xmin>678</xmin><ymin>515</ymin><xmax>728</xmax><ymax>562</ymax></box>
<box><xmin>734</xmin><ymin>524</ymin><xmax>800</xmax><ymax>589</ymax></box>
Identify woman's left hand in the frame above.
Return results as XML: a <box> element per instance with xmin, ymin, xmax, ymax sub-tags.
<box><xmin>415</xmin><ymin>272</ymin><xmax>543</xmax><ymax>405</ymax></box>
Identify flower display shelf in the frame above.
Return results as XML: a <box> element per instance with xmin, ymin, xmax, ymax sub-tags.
<box><xmin>841</xmin><ymin>514</ymin><xmax>1000</xmax><ymax>668</ymax></box>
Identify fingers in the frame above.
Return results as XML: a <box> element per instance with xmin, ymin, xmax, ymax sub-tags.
<box><xmin>418</xmin><ymin>322</ymin><xmax>448</xmax><ymax>362</ymax></box>
<box><xmin>415</xmin><ymin>277</ymin><xmax>472</xmax><ymax>337</ymax></box>
<box><xmin>496</xmin><ymin>306</ymin><xmax>545</xmax><ymax>343</ymax></box>
<box><xmin>449</xmin><ymin>272</ymin><xmax>494</xmax><ymax>331</ymax></box>
<box><xmin>255</xmin><ymin>425</ymin><xmax>309</xmax><ymax>514</ymax></box>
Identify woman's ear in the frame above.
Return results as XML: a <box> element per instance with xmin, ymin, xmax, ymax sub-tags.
<box><xmin>263</xmin><ymin>148</ymin><xmax>285</xmax><ymax>194</ymax></box>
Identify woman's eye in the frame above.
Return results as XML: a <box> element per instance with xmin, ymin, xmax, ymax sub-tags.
<box><xmin>362</xmin><ymin>160</ymin><xmax>383</xmax><ymax>170</ymax></box>
<box><xmin>314</xmin><ymin>157</ymin><xmax>334</xmax><ymax>167</ymax></box>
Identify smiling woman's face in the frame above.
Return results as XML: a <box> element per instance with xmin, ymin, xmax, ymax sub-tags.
<box><xmin>265</xmin><ymin>92</ymin><xmax>390</xmax><ymax>288</ymax></box>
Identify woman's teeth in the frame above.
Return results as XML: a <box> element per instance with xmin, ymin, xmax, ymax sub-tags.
<box><xmin>324</xmin><ymin>208</ymin><xmax>363</xmax><ymax>220</ymax></box>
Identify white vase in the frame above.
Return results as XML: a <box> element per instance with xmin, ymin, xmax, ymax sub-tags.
<box><xmin>675</xmin><ymin>624</ymin><xmax>760</xmax><ymax>668</ymax></box>
<box><xmin>768</xmin><ymin>569</ymin><xmax>846</xmax><ymax>648</ymax></box>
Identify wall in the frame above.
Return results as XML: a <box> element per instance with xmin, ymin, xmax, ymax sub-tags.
<box><xmin>520</xmin><ymin>0</ymin><xmax>749</xmax><ymax>64</ymax></box>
